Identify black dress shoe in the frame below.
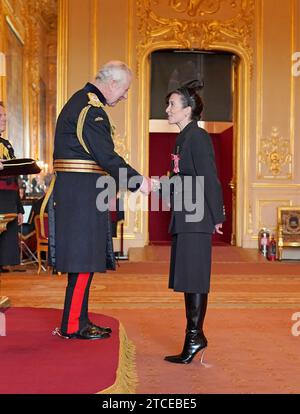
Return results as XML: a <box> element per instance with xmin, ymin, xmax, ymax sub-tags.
<box><xmin>87</xmin><ymin>320</ymin><xmax>112</xmax><ymax>334</ymax></box>
<box><xmin>0</xmin><ymin>266</ymin><xmax>9</xmax><ymax>273</ymax></box>
<box><xmin>53</xmin><ymin>325</ymin><xmax>110</xmax><ymax>340</ymax></box>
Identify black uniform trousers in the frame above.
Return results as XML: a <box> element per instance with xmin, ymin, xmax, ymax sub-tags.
<box><xmin>61</xmin><ymin>272</ymin><xmax>94</xmax><ymax>334</ymax></box>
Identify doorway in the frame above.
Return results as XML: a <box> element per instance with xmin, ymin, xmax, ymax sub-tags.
<box><xmin>148</xmin><ymin>50</ymin><xmax>237</xmax><ymax>245</ymax></box>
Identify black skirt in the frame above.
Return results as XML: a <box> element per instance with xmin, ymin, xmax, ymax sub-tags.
<box><xmin>169</xmin><ymin>232</ymin><xmax>212</xmax><ymax>293</ymax></box>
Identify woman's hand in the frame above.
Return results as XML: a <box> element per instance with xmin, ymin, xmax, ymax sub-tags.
<box><xmin>215</xmin><ymin>223</ymin><xmax>223</xmax><ymax>234</ymax></box>
<box><xmin>0</xmin><ymin>160</ymin><xmax>3</xmax><ymax>170</ymax></box>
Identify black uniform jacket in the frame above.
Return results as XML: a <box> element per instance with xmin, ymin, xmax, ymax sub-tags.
<box><xmin>169</xmin><ymin>121</ymin><xmax>225</xmax><ymax>235</ymax></box>
<box><xmin>53</xmin><ymin>83</ymin><xmax>142</xmax><ymax>273</ymax></box>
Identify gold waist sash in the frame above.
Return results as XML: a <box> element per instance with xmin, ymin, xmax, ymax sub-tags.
<box><xmin>53</xmin><ymin>159</ymin><xmax>107</xmax><ymax>175</ymax></box>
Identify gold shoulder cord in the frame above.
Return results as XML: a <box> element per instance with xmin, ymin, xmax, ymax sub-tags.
<box><xmin>0</xmin><ymin>142</ymin><xmax>10</xmax><ymax>160</ymax></box>
<box><xmin>76</xmin><ymin>92</ymin><xmax>107</xmax><ymax>154</ymax></box>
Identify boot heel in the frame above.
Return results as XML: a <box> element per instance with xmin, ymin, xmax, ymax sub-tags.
<box><xmin>199</xmin><ymin>348</ymin><xmax>206</xmax><ymax>364</ymax></box>
<box><xmin>199</xmin><ymin>347</ymin><xmax>212</xmax><ymax>368</ymax></box>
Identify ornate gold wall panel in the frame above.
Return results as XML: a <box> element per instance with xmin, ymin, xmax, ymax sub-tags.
<box><xmin>136</xmin><ymin>0</ymin><xmax>254</xmax><ymax>74</ymax></box>
<box><xmin>57</xmin><ymin>0</ymin><xmax>68</xmax><ymax>114</ymax></box>
<box><xmin>246</xmin><ymin>0</ymin><xmax>299</xmax><ymax>247</ymax></box>
<box><xmin>256</xmin><ymin>199</ymin><xmax>292</xmax><ymax>235</ymax></box>
<box><xmin>258</xmin><ymin>127</ymin><xmax>292</xmax><ymax>179</ymax></box>
<box><xmin>0</xmin><ymin>0</ymin><xmax>57</xmax><ymax>163</ymax></box>
<box><xmin>255</xmin><ymin>0</ymin><xmax>296</xmax><ymax>182</ymax></box>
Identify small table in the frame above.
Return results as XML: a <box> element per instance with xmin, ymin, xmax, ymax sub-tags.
<box><xmin>0</xmin><ymin>213</ymin><xmax>17</xmax><ymax>308</ymax></box>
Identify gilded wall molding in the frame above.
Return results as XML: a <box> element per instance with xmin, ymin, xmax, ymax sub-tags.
<box><xmin>256</xmin><ymin>199</ymin><xmax>292</xmax><ymax>234</ymax></box>
<box><xmin>136</xmin><ymin>0</ymin><xmax>254</xmax><ymax>74</ymax></box>
<box><xmin>256</xmin><ymin>0</ymin><xmax>296</xmax><ymax>183</ymax></box>
<box><xmin>57</xmin><ymin>0</ymin><xmax>68</xmax><ymax>114</ymax></box>
<box><xmin>112</xmin><ymin>132</ymin><xmax>130</xmax><ymax>163</ymax></box>
<box><xmin>248</xmin><ymin>203</ymin><xmax>253</xmax><ymax>235</ymax></box>
<box><xmin>169</xmin><ymin>0</ymin><xmax>224</xmax><ymax>16</ymax></box>
<box><xmin>258</xmin><ymin>127</ymin><xmax>292</xmax><ymax>179</ymax></box>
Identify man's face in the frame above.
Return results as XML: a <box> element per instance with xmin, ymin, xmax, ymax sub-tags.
<box><xmin>0</xmin><ymin>105</ymin><xmax>6</xmax><ymax>134</ymax></box>
<box><xmin>105</xmin><ymin>74</ymin><xmax>132</xmax><ymax>107</ymax></box>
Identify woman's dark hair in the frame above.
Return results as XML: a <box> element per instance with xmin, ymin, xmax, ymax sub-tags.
<box><xmin>166</xmin><ymin>79</ymin><xmax>204</xmax><ymax>121</ymax></box>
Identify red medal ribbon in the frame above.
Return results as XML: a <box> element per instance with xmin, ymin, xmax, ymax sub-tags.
<box><xmin>171</xmin><ymin>153</ymin><xmax>180</xmax><ymax>174</ymax></box>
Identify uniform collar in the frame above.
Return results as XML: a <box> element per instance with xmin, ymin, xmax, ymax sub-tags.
<box><xmin>84</xmin><ymin>82</ymin><xmax>107</xmax><ymax>105</ymax></box>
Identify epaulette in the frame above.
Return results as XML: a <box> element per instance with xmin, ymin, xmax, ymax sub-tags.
<box><xmin>87</xmin><ymin>92</ymin><xmax>105</xmax><ymax>108</ymax></box>
<box><xmin>76</xmin><ymin>92</ymin><xmax>115</xmax><ymax>154</ymax></box>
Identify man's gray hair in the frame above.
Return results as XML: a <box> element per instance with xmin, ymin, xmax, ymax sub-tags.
<box><xmin>96</xmin><ymin>61</ymin><xmax>131</xmax><ymax>85</ymax></box>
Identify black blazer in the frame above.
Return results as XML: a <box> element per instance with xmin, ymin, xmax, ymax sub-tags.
<box><xmin>168</xmin><ymin>121</ymin><xmax>225</xmax><ymax>234</ymax></box>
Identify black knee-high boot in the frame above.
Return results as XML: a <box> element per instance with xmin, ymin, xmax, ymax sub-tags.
<box><xmin>164</xmin><ymin>293</ymin><xmax>208</xmax><ymax>364</ymax></box>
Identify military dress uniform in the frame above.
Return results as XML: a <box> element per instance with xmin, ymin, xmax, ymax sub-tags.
<box><xmin>52</xmin><ymin>83</ymin><xmax>142</xmax><ymax>337</ymax></box>
<box><xmin>0</xmin><ymin>137</ymin><xmax>24</xmax><ymax>270</ymax></box>
<box><xmin>168</xmin><ymin>121</ymin><xmax>225</xmax><ymax>293</ymax></box>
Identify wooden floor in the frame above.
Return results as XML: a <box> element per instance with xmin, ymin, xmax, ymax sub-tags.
<box><xmin>1</xmin><ymin>246</ymin><xmax>300</xmax><ymax>393</ymax></box>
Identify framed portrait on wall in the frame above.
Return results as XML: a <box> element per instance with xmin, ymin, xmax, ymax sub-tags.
<box><xmin>277</xmin><ymin>206</ymin><xmax>300</xmax><ymax>260</ymax></box>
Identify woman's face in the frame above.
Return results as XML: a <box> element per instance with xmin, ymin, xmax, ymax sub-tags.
<box><xmin>166</xmin><ymin>93</ymin><xmax>191</xmax><ymax>125</ymax></box>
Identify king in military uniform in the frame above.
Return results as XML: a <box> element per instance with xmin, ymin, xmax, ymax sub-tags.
<box><xmin>50</xmin><ymin>61</ymin><xmax>152</xmax><ymax>340</ymax></box>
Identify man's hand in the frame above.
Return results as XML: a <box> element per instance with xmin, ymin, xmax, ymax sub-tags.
<box><xmin>214</xmin><ymin>223</ymin><xmax>223</xmax><ymax>234</ymax></box>
<box><xmin>140</xmin><ymin>177</ymin><xmax>160</xmax><ymax>195</ymax></box>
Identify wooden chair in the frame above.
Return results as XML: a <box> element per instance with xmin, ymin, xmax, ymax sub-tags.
<box><xmin>34</xmin><ymin>214</ymin><xmax>49</xmax><ymax>274</ymax></box>
<box><xmin>277</xmin><ymin>207</ymin><xmax>300</xmax><ymax>260</ymax></box>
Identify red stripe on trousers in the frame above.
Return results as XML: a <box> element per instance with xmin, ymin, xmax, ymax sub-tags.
<box><xmin>67</xmin><ymin>273</ymin><xmax>90</xmax><ymax>333</ymax></box>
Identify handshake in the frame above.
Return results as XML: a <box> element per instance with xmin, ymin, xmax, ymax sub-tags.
<box><xmin>140</xmin><ymin>177</ymin><xmax>160</xmax><ymax>195</ymax></box>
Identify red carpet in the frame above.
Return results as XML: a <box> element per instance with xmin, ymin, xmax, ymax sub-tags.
<box><xmin>0</xmin><ymin>308</ymin><xmax>137</xmax><ymax>394</ymax></box>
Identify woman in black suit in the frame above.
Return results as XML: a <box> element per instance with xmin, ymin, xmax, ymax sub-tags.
<box><xmin>164</xmin><ymin>80</ymin><xmax>225</xmax><ymax>364</ymax></box>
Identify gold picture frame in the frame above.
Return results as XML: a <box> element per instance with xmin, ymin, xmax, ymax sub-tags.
<box><xmin>277</xmin><ymin>206</ymin><xmax>300</xmax><ymax>260</ymax></box>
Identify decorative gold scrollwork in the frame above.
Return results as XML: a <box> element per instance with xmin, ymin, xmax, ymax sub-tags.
<box><xmin>169</xmin><ymin>0</ymin><xmax>224</xmax><ymax>17</ymax></box>
<box><xmin>258</xmin><ymin>127</ymin><xmax>292</xmax><ymax>178</ymax></box>
<box><xmin>136</xmin><ymin>0</ymin><xmax>254</xmax><ymax>75</ymax></box>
